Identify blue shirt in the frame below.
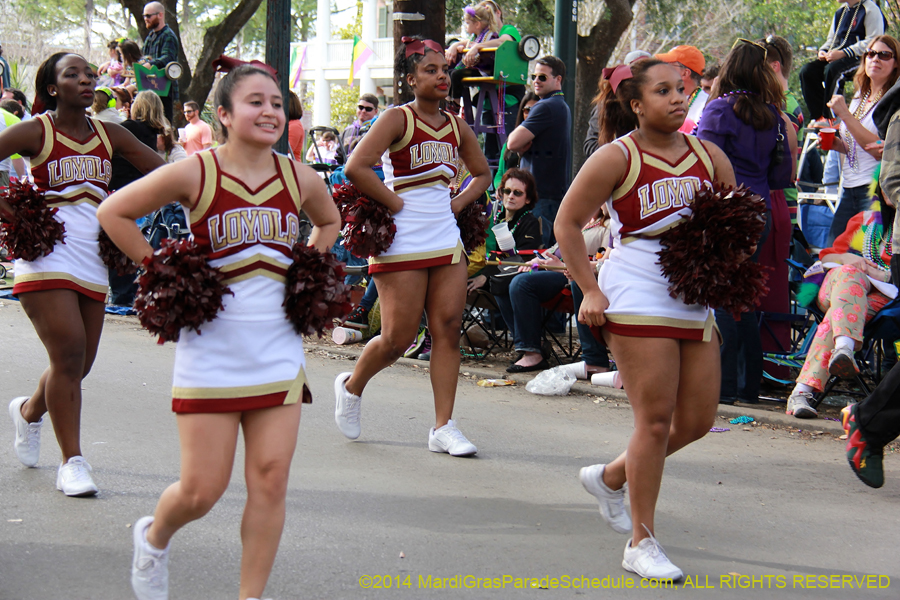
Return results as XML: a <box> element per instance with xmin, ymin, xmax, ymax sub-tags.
<box><xmin>520</xmin><ymin>94</ymin><xmax>571</xmax><ymax>201</ymax></box>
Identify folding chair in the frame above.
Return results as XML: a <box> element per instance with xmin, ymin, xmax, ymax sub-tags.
<box><xmin>460</xmin><ymin>289</ymin><xmax>511</xmax><ymax>359</ymax></box>
<box><xmin>539</xmin><ymin>287</ymin><xmax>580</xmax><ymax>364</ymax></box>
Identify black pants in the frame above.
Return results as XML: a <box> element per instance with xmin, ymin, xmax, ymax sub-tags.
<box><xmin>799</xmin><ymin>56</ymin><xmax>861</xmax><ymax>120</ymax></box>
<box><xmin>161</xmin><ymin>93</ymin><xmax>174</xmax><ymax>125</ymax></box>
<box><xmin>857</xmin><ymin>360</ymin><xmax>900</xmax><ymax>448</ymax></box>
<box><xmin>449</xmin><ymin>68</ymin><xmax>481</xmax><ymax>100</ymax></box>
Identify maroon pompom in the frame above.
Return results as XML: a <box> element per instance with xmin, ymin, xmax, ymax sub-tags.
<box><xmin>333</xmin><ymin>182</ymin><xmax>396</xmax><ymax>257</ymax></box>
<box><xmin>657</xmin><ymin>184</ymin><xmax>770</xmax><ymax>314</ymax></box>
<box><xmin>456</xmin><ymin>203</ymin><xmax>489</xmax><ymax>253</ymax></box>
<box><xmin>98</xmin><ymin>229</ymin><xmax>139</xmax><ymax>275</ymax></box>
<box><xmin>283</xmin><ymin>244</ymin><xmax>353</xmax><ymax>337</ymax></box>
<box><xmin>134</xmin><ymin>238</ymin><xmax>232</xmax><ymax>344</ymax></box>
<box><xmin>0</xmin><ymin>179</ymin><xmax>66</xmax><ymax>261</ymax></box>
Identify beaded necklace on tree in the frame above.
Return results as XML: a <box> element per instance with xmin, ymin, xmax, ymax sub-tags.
<box><xmin>843</xmin><ymin>88</ymin><xmax>884</xmax><ymax>170</ymax></box>
<box><xmin>863</xmin><ymin>219</ymin><xmax>893</xmax><ymax>270</ymax></box>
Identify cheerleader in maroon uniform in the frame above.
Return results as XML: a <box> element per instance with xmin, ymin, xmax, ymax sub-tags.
<box><xmin>334</xmin><ymin>37</ymin><xmax>491</xmax><ymax>455</ymax></box>
<box><xmin>556</xmin><ymin>60</ymin><xmax>736</xmax><ymax>580</ymax></box>
<box><xmin>0</xmin><ymin>53</ymin><xmax>162</xmax><ymax>496</ymax></box>
<box><xmin>99</xmin><ymin>65</ymin><xmax>340</xmax><ymax>600</ymax></box>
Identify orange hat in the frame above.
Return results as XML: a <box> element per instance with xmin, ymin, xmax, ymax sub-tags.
<box><xmin>655</xmin><ymin>45</ymin><xmax>705</xmax><ymax>75</ymax></box>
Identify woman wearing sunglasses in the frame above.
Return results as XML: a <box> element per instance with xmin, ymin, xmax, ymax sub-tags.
<box><xmin>824</xmin><ymin>35</ymin><xmax>900</xmax><ymax>243</ymax></box>
<box><xmin>696</xmin><ymin>39</ymin><xmax>796</xmax><ymax>407</ymax></box>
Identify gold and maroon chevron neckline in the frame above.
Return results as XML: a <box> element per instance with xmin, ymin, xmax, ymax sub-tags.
<box><xmin>220</xmin><ymin>175</ymin><xmax>284</xmax><ymax>206</ymax></box>
<box><xmin>55</xmin><ymin>131</ymin><xmax>101</xmax><ymax>154</ymax></box>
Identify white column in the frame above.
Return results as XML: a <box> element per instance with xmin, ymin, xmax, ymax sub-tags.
<box><xmin>314</xmin><ymin>0</ymin><xmax>332</xmax><ymax>126</ymax></box>
<box><xmin>360</xmin><ymin>0</ymin><xmax>377</xmax><ymax>95</ymax></box>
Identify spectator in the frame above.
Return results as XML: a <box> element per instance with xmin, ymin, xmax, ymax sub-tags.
<box><xmin>98</xmin><ymin>40</ymin><xmax>125</xmax><ymax>87</ymax></box>
<box><xmin>494</xmin><ymin>90</ymin><xmax>536</xmax><ymax>189</ymax></box>
<box><xmin>656</xmin><ymin>45</ymin><xmax>707</xmax><ymax>134</ymax></box>
<box><xmin>339</xmin><ymin>93</ymin><xmax>377</xmax><ymax>157</ymax></box>
<box><xmin>140</xmin><ymin>1</ymin><xmax>180</xmax><ymax>122</ymax></box>
<box><xmin>118</xmin><ymin>39</ymin><xmax>143</xmax><ymax>90</ymax></box>
<box><xmin>446</xmin><ymin>4</ymin><xmax>500</xmax><ymax>113</ymax></box>
<box><xmin>824</xmin><ymin>35</ymin><xmax>900</xmax><ymax>243</ymax></box>
<box><xmin>585</xmin><ymin>53</ymin><xmax>649</xmax><ymax>158</ymax></box>
<box><xmin>696</xmin><ymin>38</ymin><xmax>795</xmax><ymax>405</ymax></box>
<box><xmin>91</xmin><ymin>87</ymin><xmax>125</xmax><ymax>124</ymax></box>
<box><xmin>287</xmin><ymin>91</ymin><xmax>305</xmax><ymax>161</ymax></box>
<box><xmin>156</xmin><ymin>123</ymin><xmax>187</xmax><ymax>163</ymax></box>
<box><xmin>701</xmin><ymin>63</ymin><xmax>719</xmax><ymax>95</ymax></box>
<box><xmin>110</xmin><ymin>86</ymin><xmax>133</xmax><ymax>120</ymax></box>
<box><xmin>0</xmin><ymin>99</ymin><xmax>22</xmax><ymax>119</ymax></box>
<box><xmin>844</xmin><ymin>358</ymin><xmax>900</xmax><ymax>488</ymax></box>
<box><xmin>507</xmin><ymin>55</ymin><xmax>572</xmax><ymax>247</ymax></box>
<box><xmin>1</xmin><ymin>88</ymin><xmax>31</xmax><ymax>119</ymax></box>
<box><xmin>180</xmin><ymin>100</ymin><xmax>213</xmax><ymax>155</ymax></box>
<box><xmin>0</xmin><ymin>41</ymin><xmax>10</xmax><ymax>89</ymax></box>
<box><xmin>800</xmin><ymin>0</ymin><xmax>886</xmax><ymax>125</ymax></box>
<box><xmin>0</xmin><ymin>106</ymin><xmax>26</xmax><ymax>187</ymax></box>
<box><xmin>306</xmin><ymin>130</ymin><xmax>338</xmax><ymax>164</ymax></box>
<box><xmin>786</xmin><ymin>198</ymin><xmax>894</xmax><ymax>419</ymax></box>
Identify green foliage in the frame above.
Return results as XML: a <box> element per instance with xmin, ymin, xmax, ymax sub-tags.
<box><xmin>7</xmin><ymin>61</ymin><xmax>28</xmax><ymax>91</ymax></box>
<box><xmin>334</xmin><ymin>1</ymin><xmax>363</xmax><ymax>40</ymax></box>
<box><xmin>240</xmin><ymin>0</ymin><xmax>319</xmax><ymax>56</ymax></box>
<box><xmin>304</xmin><ymin>83</ymin><xmax>363</xmax><ymax>129</ymax></box>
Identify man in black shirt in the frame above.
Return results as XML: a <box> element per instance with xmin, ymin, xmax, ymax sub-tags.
<box><xmin>141</xmin><ymin>1</ymin><xmax>180</xmax><ymax>123</ymax></box>
<box><xmin>507</xmin><ymin>55</ymin><xmax>571</xmax><ymax>247</ymax></box>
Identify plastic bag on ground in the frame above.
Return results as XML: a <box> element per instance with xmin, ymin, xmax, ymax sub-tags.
<box><xmin>525</xmin><ymin>366</ymin><xmax>576</xmax><ymax>396</ymax></box>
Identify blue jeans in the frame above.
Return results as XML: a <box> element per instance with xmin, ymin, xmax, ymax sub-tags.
<box><xmin>360</xmin><ymin>277</ymin><xmax>378</xmax><ymax>310</ymax></box>
<box><xmin>494</xmin><ymin>271</ymin><xmax>567</xmax><ymax>354</ymax></box>
<box><xmin>718</xmin><ymin>210</ymin><xmax>771</xmax><ymax>402</ymax></box>
<box><xmin>533</xmin><ymin>198</ymin><xmax>561</xmax><ymax>248</ymax></box>
<box><xmin>570</xmin><ymin>280</ymin><xmax>609</xmax><ymax>368</ymax></box>
<box><xmin>331</xmin><ymin>239</ymin><xmax>369</xmax><ymax>285</ymax></box>
<box><xmin>828</xmin><ymin>184</ymin><xmax>872</xmax><ymax>245</ymax></box>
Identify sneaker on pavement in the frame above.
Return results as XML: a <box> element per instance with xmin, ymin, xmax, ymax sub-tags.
<box><xmin>9</xmin><ymin>396</ymin><xmax>42</xmax><ymax>467</ymax></box>
<box><xmin>428</xmin><ymin>419</ymin><xmax>477</xmax><ymax>456</ymax></box>
<box><xmin>828</xmin><ymin>346</ymin><xmax>860</xmax><ymax>379</ymax></box>
<box><xmin>417</xmin><ymin>331</ymin><xmax>432</xmax><ymax>361</ymax></box>
<box><xmin>786</xmin><ymin>390</ymin><xmax>818</xmax><ymax>419</ymax></box>
<box><xmin>56</xmin><ymin>456</ymin><xmax>98</xmax><ymax>497</ymax></box>
<box><xmin>334</xmin><ymin>372</ymin><xmax>362</xmax><ymax>440</ymax></box>
<box><xmin>403</xmin><ymin>327</ymin><xmax>427</xmax><ymax>359</ymax></box>
<box><xmin>579</xmin><ymin>464</ymin><xmax>631</xmax><ymax>534</ymax></box>
<box><xmin>845</xmin><ymin>404</ymin><xmax>884</xmax><ymax>488</ymax></box>
<box><xmin>622</xmin><ymin>525</ymin><xmax>683</xmax><ymax>581</ymax></box>
<box><xmin>132</xmin><ymin>516</ymin><xmax>170</xmax><ymax>600</ymax></box>
<box><xmin>344</xmin><ymin>305</ymin><xmax>370</xmax><ymax>328</ymax></box>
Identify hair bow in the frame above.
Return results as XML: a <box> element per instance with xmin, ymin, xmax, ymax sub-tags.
<box><xmin>602</xmin><ymin>65</ymin><xmax>633</xmax><ymax>94</ymax></box>
<box><xmin>401</xmin><ymin>37</ymin><xmax>443</xmax><ymax>57</ymax></box>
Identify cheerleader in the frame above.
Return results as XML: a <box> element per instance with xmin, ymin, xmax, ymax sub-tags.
<box><xmin>555</xmin><ymin>60</ymin><xmax>736</xmax><ymax>580</ymax></box>
<box><xmin>0</xmin><ymin>52</ymin><xmax>163</xmax><ymax>496</ymax></box>
<box><xmin>97</xmin><ymin>65</ymin><xmax>340</xmax><ymax>600</ymax></box>
<box><xmin>335</xmin><ymin>37</ymin><xmax>491</xmax><ymax>455</ymax></box>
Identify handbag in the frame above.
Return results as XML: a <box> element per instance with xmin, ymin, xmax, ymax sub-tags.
<box><xmin>489</xmin><ymin>254</ymin><xmax>526</xmax><ymax>296</ymax></box>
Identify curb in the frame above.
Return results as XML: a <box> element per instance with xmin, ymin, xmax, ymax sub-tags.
<box><xmin>306</xmin><ymin>340</ymin><xmax>848</xmax><ymax>437</ymax></box>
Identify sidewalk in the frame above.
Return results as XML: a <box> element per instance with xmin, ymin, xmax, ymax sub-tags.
<box><xmin>305</xmin><ymin>338</ymin><xmax>848</xmax><ymax>437</ymax></box>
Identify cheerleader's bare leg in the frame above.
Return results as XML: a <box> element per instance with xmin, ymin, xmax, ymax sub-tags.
<box><xmin>238</xmin><ymin>403</ymin><xmax>302</xmax><ymax>600</ymax></box>
<box><xmin>18</xmin><ymin>289</ymin><xmax>105</xmax><ymax>461</ymax></box>
<box><xmin>601</xmin><ymin>332</ymin><xmax>720</xmax><ymax>543</ymax></box>
<box><xmin>423</xmin><ymin>260</ymin><xmax>467</xmax><ymax>427</ymax></box>
<box><xmin>344</xmin><ymin>269</ymin><xmax>429</xmax><ymax>397</ymax></box>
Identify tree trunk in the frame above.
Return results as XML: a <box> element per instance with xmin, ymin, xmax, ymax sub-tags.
<box><xmin>393</xmin><ymin>0</ymin><xmax>445</xmax><ymax>104</ymax></box>
<box><xmin>573</xmin><ymin>0</ymin><xmax>637</xmax><ymax>172</ymax></box>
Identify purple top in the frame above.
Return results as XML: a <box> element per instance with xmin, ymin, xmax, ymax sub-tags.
<box><xmin>696</xmin><ymin>97</ymin><xmax>787</xmax><ymax>208</ymax></box>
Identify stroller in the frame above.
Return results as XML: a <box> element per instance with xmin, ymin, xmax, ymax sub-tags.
<box><xmin>305</xmin><ymin>126</ymin><xmax>346</xmax><ymax>194</ymax></box>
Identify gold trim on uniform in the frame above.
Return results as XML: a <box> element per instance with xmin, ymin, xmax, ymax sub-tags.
<box><xmin>605</xmin><ymin>311</ymin><xmax>716</xmax><ymax>342</ymax></box>
<box><xmin>392</xmin><ymin>167</ymin><xmax>452</xmax><ymax>188</ymax></box>
<box><xmin>448</xmin><ymin>113</ymin><xmax>462</xmax><ymax>145</ymax></box>
<box><xmin>91</xmin><ymin>118</ymin><xmax>114</xmax><ymax>158</ymax></box>
<box><xmin>276</xmin><ymin>154</ymin><xmax>303</xmax><ymax>212</ymax></box>
<box><xmin>218</xmin><ymin>253</ymin><xmax>290</xmax><ymax>273</ymax></box>
<box><xmin>31</xmin><ymin>115</ymin><xmax>55</xmax><ymax>168</ymax></box>
<box><xmin>643</xmin><ymin>153</ymin><xmax>698</xmax><ymax>177</ymax></box>
<box><xmin>222</xmin><ymin>269</ymin><xmax>288</xmax><ymax>285</ymax></box>
<box><xmin>389</xmin><ymin>106</ymin><xmax>416</xmax><ymax>153</ymax></box>
<box><xmin>220</xmin><ymin>176</ymin><xmax>284</xmax><ymax>206</ymax></box>
<box><xmin>612</xmin><ymin>136</ymin><xmax>641</xmax><ymax>202</ymax></box>
<box><xmin>14</xmin><ymin>271</ymin><xmax>109</xmax><ymax>294</ymax></box>
<box><xmin>47</xmin><ymin>196</ymin><xmax>101</xmax><ymax>209</ymax></box>
<box><xmin>685</xmin><ymin>135</ymin><xmax>715</xmax><ymax>177</ymax></box>
<box><xmin>369</xmin><ymin>239</ymin><xmax>464</xmax><ymax>265</ymax></box>
<box><xmin>172</xmin><ymin>366</ymin><xmax>309</xmax><ymax>404</ymax></box>
<box><xmin>190</xmin><ymin>152</ymin><xmax>218</xmax><ymax>224</ymax></box>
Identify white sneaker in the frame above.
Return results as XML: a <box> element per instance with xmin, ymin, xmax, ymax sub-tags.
<box><xmin>828</xmin><ymin>346</ymin><xmax>860</xmax><ymax>378</ymax></box>
<box><xmin>132</xmin><ymin>516</ymin><xmax>170</xmax><ymax>600</ymax></box>
<box><xmin>786</xmin><ymin>390</ymin><xmax>818</xmax><ymax>419</ymax></box>
<box><xmin>334</xmin><ymin>372</ymin><xmax>361</xmax><ymax>440</ymax></box>
<box><xmin>622</xmin><ymin>525</ymin><xmax>683</xmax><ymax>581</ymax></box>
<box><xmin>579</xmin><ymin>464</ymin><xmax>631</xmax><ymax>534</ymax></box>
<box><xmin>56</xmin><ymin>456</ymin><xmax>98</xmax><ymax>497</ymax></box>
<box><xmin>9</xmin><ymin>396</ymin><xmax>42</xmax><ymax>467</ymax></box>
<box><xmin>428</xmin><ymin>419</ymin><xmax>477</xmax><ymax>456</ymax></box>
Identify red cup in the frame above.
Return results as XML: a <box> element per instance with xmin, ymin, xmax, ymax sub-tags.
<box><xmin>818</xmin><ymin>128</ymin><xmax>836</xmax><ymax>151</ymax></box>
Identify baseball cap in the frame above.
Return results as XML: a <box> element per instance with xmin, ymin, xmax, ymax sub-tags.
<box><xmin>624</xmin><ymin>50</ymin><xmax>652</xmax><ymax>64</ymax></box>
<box><xmin>655</xmin><ymin>45</ymin><xmax>705</xmax><ymax>75</ymax></box>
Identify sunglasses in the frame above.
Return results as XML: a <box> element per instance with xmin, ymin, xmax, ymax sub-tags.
<box><xmin>866</xmin><ymin>50</ymin><xmax>895</xmax><ymax>60</ymax></box>
<box><xmin>142</xmin><ymin>11</ymin><xmax>160</xmax><ymax>18</ymax></box>
<box><xmin>732</xmin><ymin>38</ymin><xmax>767</xmax><ymax>62</ymax></box>
<box><xmin>530</xmin><ymin>73</ymin><xmax>549</xmax><ymax>82</ymax></box>
<box><xmin>522</xmin><ymin>107</ymin><xmax>532</xmax><ymax>114</ymax></box>
<box><xmin>357</xmin><ymin>105</ymin><xmax>375</xmax><ymax>112</ymax></box>
<box><xmin>500</xmin><ymin>188</ymin><xmax>525</xmax><ymax>197</ymax></box>
<box><xmin>183</xmin><ymin>110</ymin><xmax>195</xmax><ymax>114</ymax></box>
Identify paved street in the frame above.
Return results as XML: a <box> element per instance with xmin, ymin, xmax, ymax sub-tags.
<box><xmin>0</xmin><ymin>301</ymin><xmax>898</xmax><ymax>599</ymax></box>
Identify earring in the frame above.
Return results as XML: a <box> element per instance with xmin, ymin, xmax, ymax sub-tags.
<box><xmin>50</xmin><ymin>91</ymin><xmax>56</xmax><ymax>96</ymax></box>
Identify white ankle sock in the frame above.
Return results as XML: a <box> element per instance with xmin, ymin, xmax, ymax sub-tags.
<box><xmin>834</xmin><ymin>336</ymin><xmax>855</xmax><ymax>351</ymax></box>
<box><xmin>794</xmin><ymin>383</ymin><xmax>814</xmax><ymax>395</ymax></box>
